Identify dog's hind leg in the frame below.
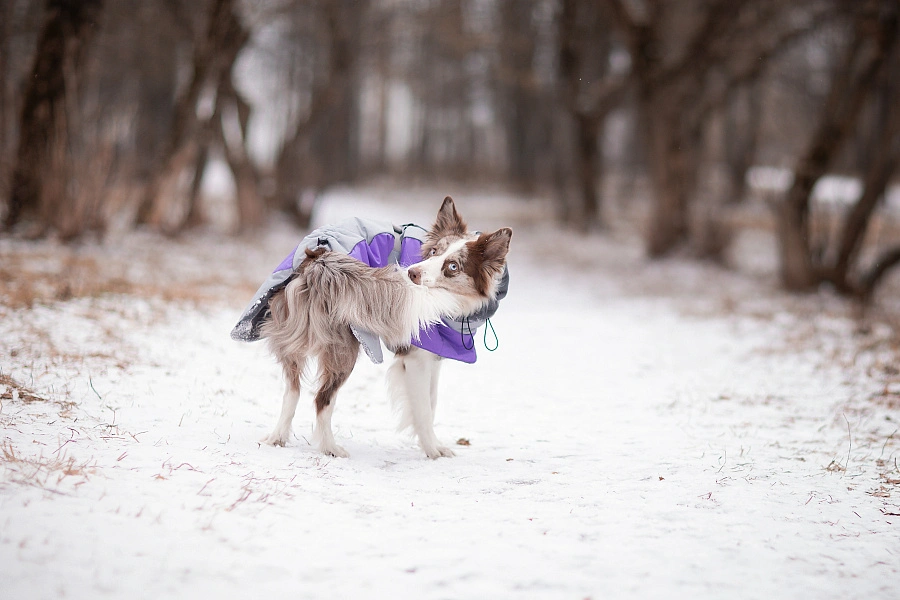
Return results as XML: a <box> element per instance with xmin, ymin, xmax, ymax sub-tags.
<box><xmin>429</xmin><ymin>355</ymin><xmax>442</xmax><ymax>416</ymax></box>
<box><xmin>312</xmin><ymin>342</ymin><xmax>358</xmax><ymax>458</ymax></box>
<box><xmin>262</xmin><ymin>361</ymin><xmax>303</xmax><ymax>446</ymax></box>
<box><xmin>388</xmin><ymin>347</ymin><xmax>454</xmax><ymax>459</ymax></box>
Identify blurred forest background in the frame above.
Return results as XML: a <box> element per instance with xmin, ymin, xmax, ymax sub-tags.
<box><xmin>1</xmin><ymin>0</ymin><xmax>899</xmax><ymax>298</ymax></box>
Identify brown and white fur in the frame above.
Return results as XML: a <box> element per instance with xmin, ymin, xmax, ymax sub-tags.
<box><xmin>260</xmin><ymin>197</ymin><xmax>512</xmax><ymax>458</ymax></box>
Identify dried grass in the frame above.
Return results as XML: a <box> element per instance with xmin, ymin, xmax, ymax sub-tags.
<box><xmin>0</xmin><ymin>251</ymin><xmax>132</xmax><ymax>309</ymax></box>
<box><xmin>0</xmin><ymin>440</ymin><xmax>96</xmax><ymax>491</ymax></box>
<box><xmin>0</xmin><ymin>373</ymin><xmax>46</xmax><ymax>404</ymax></box>
<box><xmin>0</xmin><ymin>372</ymin><xmax>78</xmax><ymax>416</ymax></box>
<box><xmin>0</xmin><ymin>249</ymin><xmax>211</xmax><ymax>309</ymax></box>
<box><xmin>0</xmin><ymin>241</ymin><xmax>257</xmax><ymax>311</ymax></box>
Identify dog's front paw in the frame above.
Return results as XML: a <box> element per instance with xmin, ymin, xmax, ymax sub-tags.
<box><xmin>423</xmin><ymin>445</ymin><xmax>455</xmax><ymax>459</ymax></box>
<box><xmin>261</xmin><ymin>429</ymin><xmax>290</xmax><ymax>447</ymax></box>
<box><xmin>320</xmin><ymin>443</ymin><xmax>350</xmax><ymax>458</ymax></box>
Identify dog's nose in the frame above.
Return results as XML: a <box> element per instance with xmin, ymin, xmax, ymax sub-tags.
<box><xmin>407</xmin><ymin>267</ymin><xmax>422</xmax><ymax>285</ymax></box>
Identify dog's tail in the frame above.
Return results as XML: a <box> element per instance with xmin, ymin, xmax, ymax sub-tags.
<box><xmin>297</xmin><ymin>250</ymin><xmax>462</xmax><ymax>347</ymax></box>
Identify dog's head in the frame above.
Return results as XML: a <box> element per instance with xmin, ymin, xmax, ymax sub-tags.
<box><xmin>407</xmin><ymin>196</ymin><xmax>512</xmax><ymax>308</ymax></box>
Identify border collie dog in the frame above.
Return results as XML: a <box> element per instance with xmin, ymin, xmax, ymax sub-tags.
<box><xmin>259</xmin><ymin>198</ymin><xmax>512</xmax><ymax>458</ymax></box>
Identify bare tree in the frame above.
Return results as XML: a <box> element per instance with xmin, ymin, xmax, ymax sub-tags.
<box><xmin>776</xmin><ymin>0</ymin><xmax>900</xmax><ymax>294</ymax></box>
<box><xmin>556</xmin><ymin>0</ymin><xmax>628</xmax><ymax>230</ymax></box>
<box><xmin>602</xmin><ymin>0</ymin><xmax>833</xmax><ymax>256</ymax></box>
<box><xmin>497</xmin><ymin>0</ymin><xmax>552</xmax><ymax>193</ymax></box>
<box><xmin>135</xmin><ymin>0</ymin><xmax>256</xmax><ymax>233</ymax></box>
<box><xmin>723</xmin><ymin>84</ymin><xmax>764</xmax><ymax>205</ymax></box>
<box><xmin>4</xmin><ymin>0</ymin><xmax>104</xmax><ymax>235</ymax></box>
<box><xmin>846</xmin><ymin>74</ymin><xmax>900</xmax><ymax>300</ymax></box>
<box><xmin>271</xmin><ymin>0</ymin><xmax>366</xmax><ymax>228</ymax></box>
<box><xmin>3</xmin><ymin>0</ymin><xmax>898</xmax><ymax>295</ymax></box>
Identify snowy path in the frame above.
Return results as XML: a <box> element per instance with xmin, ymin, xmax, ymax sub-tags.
<box><xmin>1</xmin><ymin>192</ymin><xmax>898</xmax><ymax>599</ymax></box>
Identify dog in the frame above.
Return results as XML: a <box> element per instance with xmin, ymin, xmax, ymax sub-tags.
<box><xmin>259</xmin><ymin>197</ymin><xmax>512</xmax><ymax>458</ymax></box>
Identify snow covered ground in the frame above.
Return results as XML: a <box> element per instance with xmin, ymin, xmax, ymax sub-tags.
<box><xmin>1</xmin><ymin>187</ymin><xmax>899</xmax><ymax>599</ymax></box>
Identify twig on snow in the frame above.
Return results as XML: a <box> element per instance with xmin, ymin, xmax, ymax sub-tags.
<box><xmin>197</xmin><ymin>478</ymin><xmax>216</xmax><ymax>496</ymax></box>
<box><xmin>880</xmin><ymin>428</ymin><xmax>898</xmax><ymax>460</ymax></box>
<box><xmin>842</xmin><ymin>414</ymin><xmax>852</xmax><ymax>477</ymax></box>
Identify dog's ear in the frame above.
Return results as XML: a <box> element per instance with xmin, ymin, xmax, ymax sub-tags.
<box><xmin>432</xmin><ymin>196</ymin><xmax>467</xmax><ymax>237</ymax></box>
<box><xmin>466</xmin><ymin>228</ymin><xmax>512</xmax><ymax>296</ymax></box>
<box><xmin>470</xmin><ymin>227</ymin><xmax>512</xmax><ymax>274</ymax></box>
<box><xmin>479</xmin><ymin>228</ymin><xmax>512</xmax><ymax>268</ymax></box>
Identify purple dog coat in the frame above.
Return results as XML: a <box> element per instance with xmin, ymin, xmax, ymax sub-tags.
<box><xmin>231</xmin><ymin>217</ymin><xmax>508</xmax><ymax>364</ymax></box>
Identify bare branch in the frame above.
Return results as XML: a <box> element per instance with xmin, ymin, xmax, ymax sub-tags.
<box><xmin>859</xmin><ymin>246</ymin><xmax>900</xmax><ymax>301</ymax></box>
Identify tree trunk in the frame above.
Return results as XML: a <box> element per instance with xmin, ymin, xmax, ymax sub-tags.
<box><xmin>725</xmin><ymin>83</ymin><xmax>763</xmax><ymax>204</ymax></box>
<box><xmin>551</xmin><ymin>111</ymin><xmax>576</xmax><ymax>225</ymax></box>
<box><xmin>776</xmin><ymin>196</ymin><xmax>818</xmax><ymax>290</ymax></box>
<box><xmin>499</xmin><ymin>0</ymin><xmax>543</xmax><ymax>191</ymax></box>
<box><xmin>557</xmin><ymin>0</ymin><xmax>613</xmax><ymax>231</ymax></box>
<box><xmin>0</xmin><ymin>0</ymin><xmax>11</xmax><ymax>198</ymax></box>
<box><xmin>272</xmin><ymin>0</ymin><xmax>362</xmax><ymax>228</ymax></box>
<box><xmin>776</xmin><ymin>4</ymin><xmax>898</xmax><ymax>291</ymax></box>
<box><xmin>778</xmin><ymin>154</ymin><xmax>827</xmax><ymax>289</ymax></box>
<box><xmin>859</xmin><ymin>246</ymin><xmax>900</xmax><ymax>300</ymax></box>
<box><xmin>644</xmin><ymin>94</ymin><xmax>694</xmax><ymax>256</ymax></box>
<box><xmin>4</xmin><ymin>0</ymin><xmax>103</xmax><ymax>232</ymax></box>
<box><xmin>182</xmin><ymin>107</ymin><xmax>221</xmax><ymax>230</ymax></box>
<box><xmin>312</xmin><ymin>0</ymin><xmax>361</xmax><ymax>186</ymax></box>
<box><xmin>574</xmin><ymin>114</ymin><xmax>601</xmax><ymax>229</ymax></box>
<box><xmin>135</xmin><ymin>0</ymin><xmax>248</xmax><ymax>230</ymax></box>
<box><xmin>218</xmin><ymin>81</ymin><xmax>263</xmax><ymax>232</ymax></box>
<box><xmin>183</xmin><ymin>141</ymin><xmax>210</xmax><ymax>230</ymax></box>
<box><xmin>832</xmin><ymin>65</ymin><xmax>900</xmax><ymax>289</ymax></box>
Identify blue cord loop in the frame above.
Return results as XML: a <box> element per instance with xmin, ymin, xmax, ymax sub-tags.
<box><xmin>460</xmin><ymin>317</ymin><xmax>499</xmax><ymax>352</ymax></box>
<box><xmin>483</xmin><ymin>318</ymin><xmax>499</xmax><ymax>351</ymax></box>
<box><xmin>461</xmin><ymin>317</ymin><xmax>475</xmax><ymax>350</ymax></box>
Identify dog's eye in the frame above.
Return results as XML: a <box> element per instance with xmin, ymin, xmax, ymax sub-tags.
<box><xmin>429</xmin><ymin>248</ymin><xmax>437</xmax><ymax>256</ymax></box>
<box><xmin>447</xmin><ymin>262</ymin><xmax>458</xmax><ymax>271</ymax></box>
